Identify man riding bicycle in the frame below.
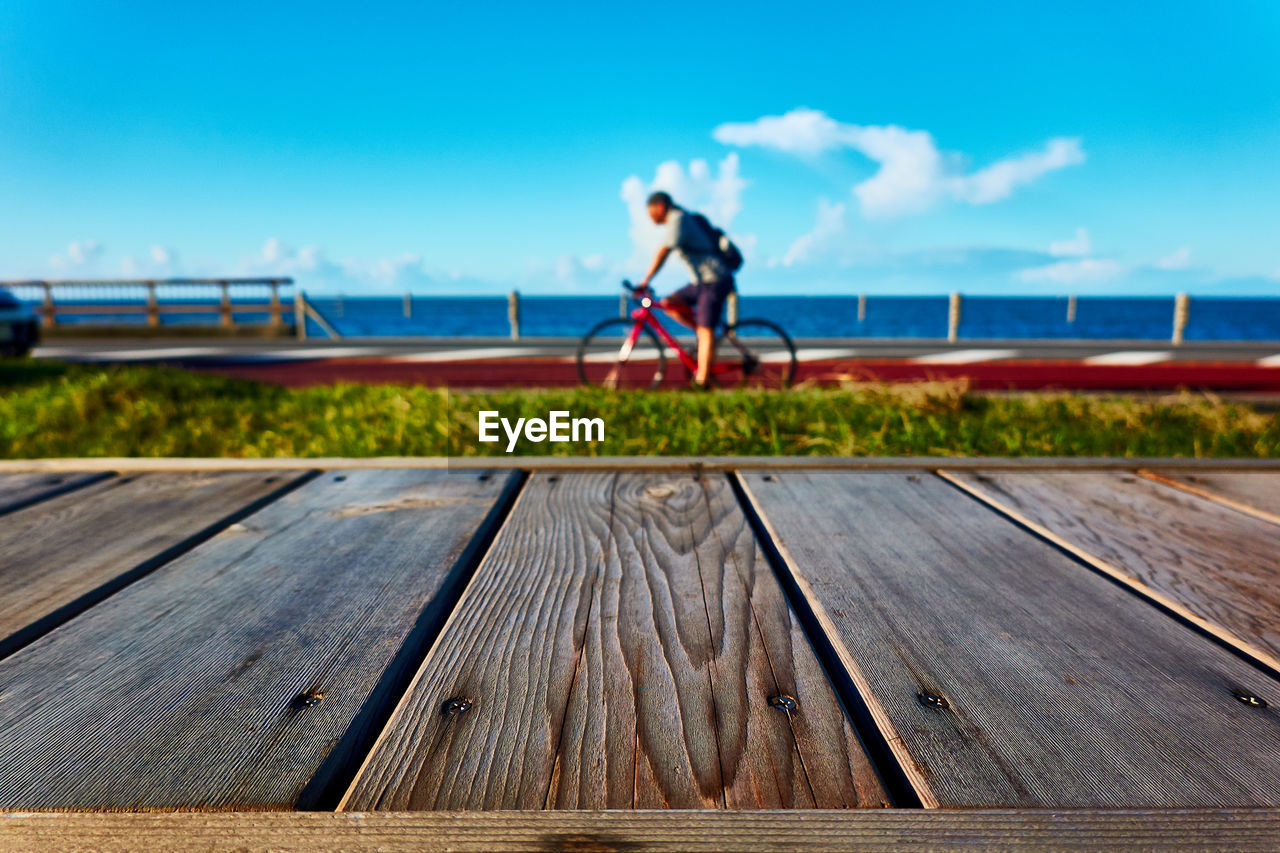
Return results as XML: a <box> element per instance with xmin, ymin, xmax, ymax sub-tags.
<box><xmin>637</xmin><ymin>191</ymin><xmax>738</xmax><ymax>388</ymax></box>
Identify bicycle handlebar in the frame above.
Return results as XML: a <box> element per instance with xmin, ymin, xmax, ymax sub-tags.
<box><xmin>622</xmin><ymin>279</ymin><xmax>650</xmax><ymax>293</ymax></box>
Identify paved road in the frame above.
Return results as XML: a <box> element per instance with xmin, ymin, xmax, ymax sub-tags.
<box><xmin>32</xmin><ymin>337</ymin><xmax>1280</xmax><ymax>390</ymax></box>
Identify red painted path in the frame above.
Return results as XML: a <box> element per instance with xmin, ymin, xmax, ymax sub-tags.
<box><xmin>194</xmin><ymin>356</ymin><xmax>1280</xmax><ymax>392</ymax></box>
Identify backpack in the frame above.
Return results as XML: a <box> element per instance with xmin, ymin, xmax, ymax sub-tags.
<box><xmin>689</xmin><ymin>212</ymin><xmax>744</xmax><ymax>274</ymax></box>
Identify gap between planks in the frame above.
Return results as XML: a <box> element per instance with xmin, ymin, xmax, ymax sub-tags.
<box><xmin>938</xmin><ymin>469</ymin><xmax>1280</xmax><ymax>678</ymax></box>
<box><xmin>1137</xmin><ymin>469</ymin><xmax>1280</xmax><ymax>527</ymax></box>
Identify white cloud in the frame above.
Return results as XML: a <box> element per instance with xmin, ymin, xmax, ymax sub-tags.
<box><xmin>1018</xmin><ymin>257</ymin><xmax>1125</xmax><ymax>284</ymax></box>
<box><xmin>950</xmin><ymin>137</ymin><xmax>1085</xmax><ymax>205</ymax></box>
<box><xmin>1155</xmin><ymin>247</ymin><xmax>1191</xmax><ymax>270</ymax></box>
<box><xmin>49</xmin><ymin>240</ymin><xmax>105</xmax><ymax>270</ymax></box>
<box><xmin>713</xmin><ymin>108</ymin><xmax>858</xmax><ymax>156</ymax></box>
<box><xmin>778</xmin><ymin>198</ymin><xmax>846</xmax><ymax>267</ymax></box>
<box><xmin>620</xmin><ymin>153</ymin><xmax>749</xmax><ymax>265</ymax></box>
<box><xmin>118</xmin><ymin>246</ymin><xmax>180</xmax><ymax>276</ymax></box>
<box><xmin>1049</xmin><ymin>227</ymin><xmax>1092</xmax><ymax>257</ymax></box>
<box><xmin>713</xmin><ymin>108</ymin><xmax>1084</xmax><ymax>219</ymax></box>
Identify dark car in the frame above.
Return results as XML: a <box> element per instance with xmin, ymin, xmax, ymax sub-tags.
<box><xmin>0</xmin><ymin>287</ymin><xmax>40</xmax><ymax>357</ymax></box>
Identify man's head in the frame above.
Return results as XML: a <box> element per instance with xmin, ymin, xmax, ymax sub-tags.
<box><xmin>646</xmin><ymin>191</ymin><xmax>675</xmax><ymax>224</ymax></box>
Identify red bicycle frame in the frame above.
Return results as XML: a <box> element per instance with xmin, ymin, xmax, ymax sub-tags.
<box><xmin>620</xmin><ymin>285</ymin><xmax>734</xmax><ymax>376</ymax></box>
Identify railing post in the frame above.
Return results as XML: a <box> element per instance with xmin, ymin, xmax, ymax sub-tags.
<box><xmin>41</xmin><ymin>282</ymin><xmax>56</xmax><ymax>327</ymax></box>
<box><xmin>619</xmin><ymin>292</ymin><xmax>628</xmax><ymax>318</ymax></box>
<box><xmin>508</xmin><ymin>290</ymin><xmax>520</xmax><ymax>340</ymax></box>
<box><xmin>295</xmin><ymin>290</ymin><xmax>308</xmax><ymax>341</ymax></box>
<box><xmin>857</xmin><ymin>293</ymin><xmax>867</xmax><ymax>323</ymax></box>
<box><xmin>269</xmin><ymin>281</ymin><xmax>282</xmax><ymax>328</ymax></box>
<box><xmin>403</xmin><ymin>292</ymin><xmax>412</xmax><ymax>319</ymax></box>
<box><xmin>219</xmin><ymin>280</ymin><xmax>233</xmax><ymax>327</ymax></box>
<box><xmin>1066</xmin><ymin>294</ymin><xmax>1077</xmax><ymax>324</ymax></box>
<box><xmin>146</xmin><ymin>281</ymin><xmax>159</xmax><ymax>328</ymax></box>
<box><xmin>727</xmin><ymin>291</ymin><xmax>739</xmax><ymax>326</ymax></box>
<box><xmin>947</xmin><ymin>292</ymin><xmax>962</xmax><ymax>343</ymax></box>
<box><xmin>1172</xmin><ymin>292</ymin><xmax>1190</xmax><ymax>345</ymax></box>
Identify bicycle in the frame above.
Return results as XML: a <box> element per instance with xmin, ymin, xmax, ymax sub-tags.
<box><xmin>576</xmin><ymin>280</ymin><xmax>797</xmax><ymax>389</ymax></box>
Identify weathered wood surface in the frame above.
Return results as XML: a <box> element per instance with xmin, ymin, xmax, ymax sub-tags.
<box><xmin>0</xmin><ymin>471</ymin><xmax>306</xmax><ymax>660</ymax></box>
<box><xmin>0</xmin><ymin>468</ymin><xmax>518</xmax><ymax>810</ymax></box>
<box><xmin>1141</xmin><ymin>469</ymin><xmax>1280</xmax><ymax>525</ymax></box>
<box><xmin>4</xmin><ymin>456</ymin><xmax>1280</xmax><ymax>473</ymax></box>
<box><xmin>6</xmin><ymin>811</ymin><xmax>1280</xmax><ymax>853</ymax></box>
<box><xmin>0</xmin><ymin>470</ymin><xmax>110</xmax><ymax>516</ymax></box>
<box><xmin>343</xmin><ymin>471</ymin><xmax>887</xmax><ymax>811</ymax></box>
<box><xmin>944</xmin><ymin>469</ymin><xmax>1280</xmax><ymax>672</ymax></box>
<box><xmin>739</xmin><ymin>469</ymin><xmax>1280</xmax><ymax>809</ymax></box>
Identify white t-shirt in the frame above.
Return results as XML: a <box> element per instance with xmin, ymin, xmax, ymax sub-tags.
<box><xmin>665</xmin><ymin>208</ymin><xmax>729</xmax><ymax>284</ymax></box>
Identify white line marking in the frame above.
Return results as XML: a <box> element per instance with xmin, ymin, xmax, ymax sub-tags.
<box><xmin>34</xmin><ymin>346</ymin><xmax>239</xmax><ymax>361</ymax></box>
<box><xmin>912</xmin><ymin>348</ymin><xmax>1020</xmax><ymax>364</ymax></box>
<box><xmin>791</xmin><ymin>347</ymin><xmax>859</xmax><ymax>362</ymax></box>
<box><xmin>1258</xmin><ymin>354</ymin><xmax>1280</xmax><ymax>367</ymax></box>
<box><xmin>578</xmin><ymin>351</ymin><xmax>661</xmax><ymax>363</ymax></box>
<box><xmin>235</xmin><ymin>347</ymin><xmax>386</xmax><ymax>362</ymax></box>
<box><xmin>388</xmin><ymin>347</ymin><xmax>546</xmax><ymax>363</ymax></box>
<box><xmin>1083</xmin><ymin>350</ymin><xmax>1171</xmax><ymax>366</ymax></box>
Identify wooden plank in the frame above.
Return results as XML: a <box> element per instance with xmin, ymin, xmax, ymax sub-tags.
<box><xmin>1140</xmin><ymin>469</ymin><xmax>1280</xmax><ymax>525</ymax></box>
<box><xmin>2</xmin><ymin>456</ymin><xmax>1280</xmax><ymax>474</ymax></box>
<box><xmin>739</xmin><ymin>470</ymin><xmax>1280</xmax><ymax>809</ymax></box>
<box><xmin>4</xmin><ymin>811</ymin><xmax>1280</xmax><ymax>853</ymax></box>
<box><xmin>0</xmin><ymin>468</ymin><xmax>519</xmax><ymax>810</ymax></box>
<box><xmin>0</xmin><ymin>471</ymin><xmax>308</xmax><ymax>660</ymax></box>
<box><xmin>0</xmin><ymin>470</ymin><xmax>111</xmax><ymax>516</ymax></box>
<box><xmin>342</xmin><ymin>472</ymin><xmax>888</xmax><ymax>811</ymax></box>
<box><xmin>944</xmin><ymin>470</ymin><xmax>1280</xmax><ymax>673</ymax></box>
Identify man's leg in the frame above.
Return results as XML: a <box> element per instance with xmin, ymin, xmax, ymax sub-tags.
<box><xmin>692</xmin><ymin>278</ymin><xmax>733</xmax><ymax>387</ymax></box>
<box><xmin>660</xmin><ymin>292</ymin><xmax>697</xmax><ymax>330</ymax></box>
<box><xmin>695</xmin><ymin>324</ymin><xmax>715</xmax><ymax>386</ymax></box>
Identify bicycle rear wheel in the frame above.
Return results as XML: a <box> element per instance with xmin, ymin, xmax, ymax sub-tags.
<box><xmin>714</xmin><ymin>319</ymin><xmax>797</xmax><ymax>388</ymax></box>
<box><xmin>577</xmin><ymin>318</ymin><xmax>667</xmax><ymax>389</ymax></box>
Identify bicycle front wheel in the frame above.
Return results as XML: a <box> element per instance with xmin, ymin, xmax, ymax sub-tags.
<box><xmin>577</xmin><ymin>318</ymin><xmax>667</xmax><ymax>389</ymax></box>
<box><xmin>714</xmin><ymin>319</ymin><xmax>797</xmax><ymax>388</ymax></box>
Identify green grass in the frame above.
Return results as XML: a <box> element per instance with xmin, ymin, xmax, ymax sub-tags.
<box><xmin>1</xmin><ymin>361</ymin><xmax>1276</xmax><ymax>458</ymax></box>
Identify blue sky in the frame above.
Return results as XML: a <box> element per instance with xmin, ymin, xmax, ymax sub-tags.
<box><xmin>2</xmin><ymin>1</ymin><xmax>1278</xmax><ymax>295</ymax></box>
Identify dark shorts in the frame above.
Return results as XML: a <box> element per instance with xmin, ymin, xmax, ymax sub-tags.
<box><xmin>669</xmin><ymin>277</ymin><xmax>735</xmax><ymax>328</ymax></box>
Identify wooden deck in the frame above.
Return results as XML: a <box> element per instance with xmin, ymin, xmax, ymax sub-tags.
<box><xmin>1</xmin><ymin>457</ymin><xmax>1279</xmax><ymax>850</ymax></box>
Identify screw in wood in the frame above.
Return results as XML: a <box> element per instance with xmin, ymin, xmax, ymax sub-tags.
<box><xmin>918</xmin><ymin>691</ymin><xmax>949</xmax><ymax>710</ymax></box>
<box><xmin>441</xmin><ymin>697</ymin><xmax>473</xmax><ymax>717</ymax></box>
<box><xmin>477</xmin><ymin>473</ymin><xmax>491</xmax><ymax>481</ymax></box>
<box><xmin>333</xmin><ymin>475</ymin><xmax>347</xmax><ymax>482</ymax></box>
<box><xmin>761</xmin><ymin>475</ymin><xmax>774</xmax><ymax>482</ymax></box>
<box><xmin>768</xmin><ymin>694</ymin><xmax>798</xmax><ymax>713</ymax></box>
<box><xmin>293</xmin><ymin>690</ymin><xmax>324</xmax><ymax>709</ymax></box>
<box><xmin>1233</xmin><ymin>689</ymin><xmax>1269</xmax><ymax>708</ymax></box>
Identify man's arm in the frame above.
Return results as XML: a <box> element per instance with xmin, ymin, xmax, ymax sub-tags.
<box><xmin>639</xmin><ymin>245</ymin><xmax>670</xmax><ymax>287</ymax></box>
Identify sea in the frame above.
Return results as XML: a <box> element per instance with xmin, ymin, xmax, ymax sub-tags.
<box><xmin>32</xmin><ymin>294</ymin><xmax>1280</xmax><ymax>341</ymax></box>
<box><xmin>299</xmin><ymin>294</ymin><xmax>1280</xmax><ymax>341</ymax></box>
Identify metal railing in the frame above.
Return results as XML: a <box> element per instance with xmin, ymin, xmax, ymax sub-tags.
<box><xmin>3</xmin><ymin>278</ymin><xmax>294</xmax><ymax>331</ymax></box>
